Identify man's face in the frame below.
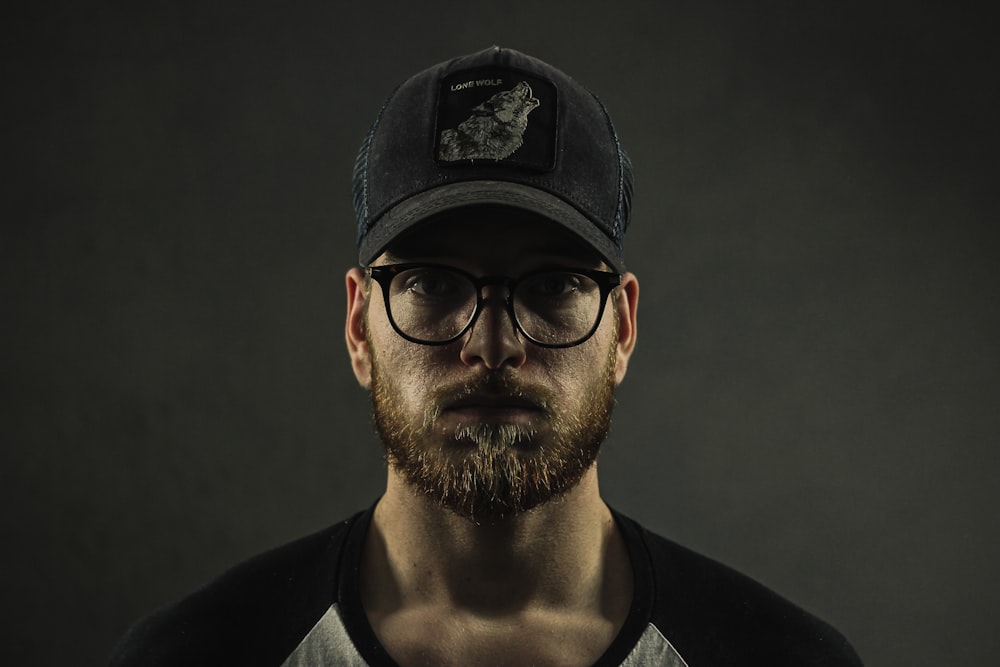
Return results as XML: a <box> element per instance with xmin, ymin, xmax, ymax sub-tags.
<box><xmin>347</xmin><ymin>206</ymin><xmax>638</xmax><ymax>523</ymax></box>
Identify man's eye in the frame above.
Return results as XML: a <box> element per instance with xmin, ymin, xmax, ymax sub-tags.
<box><xmin>401</xmin><ymin>270</ymin><xmax>457</xmax><ymax>296</ymax></box>
<box><xmin>525</xmin><ymin>273</ymin><xmax>582</xmax><ymax>297</ymax></box>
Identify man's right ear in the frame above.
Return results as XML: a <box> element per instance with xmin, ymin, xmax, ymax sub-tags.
<box><xmin>345</xmin><ymin>268</ymin><xmax>372</xmax><ymax>388</ymax></box>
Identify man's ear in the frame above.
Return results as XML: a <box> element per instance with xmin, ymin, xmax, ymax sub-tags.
<box><xmin>345</xmin><ymin>268</ymin><xmax>372</xmax><ymax>388</ymax></box>
<box><xmin>613</xmin><ymin>272</ymin><xmax>639</xmax><ymax>385</ymax></box>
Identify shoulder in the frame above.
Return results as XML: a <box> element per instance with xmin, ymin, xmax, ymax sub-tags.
<box><xmin>617</xmin><ymin>513</ymin><xmax>864</xmax><ymax>666</ymax></box>
<box><xmin>108</xmin><ymin>514</ymin><xmax>361</xmax><ymax>667</ymax></box>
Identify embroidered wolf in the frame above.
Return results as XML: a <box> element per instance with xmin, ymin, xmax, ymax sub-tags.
<box><xmin>438</xmin><ymin>81</ymin><xmax>540</xmax><ymax>161</ymax></box>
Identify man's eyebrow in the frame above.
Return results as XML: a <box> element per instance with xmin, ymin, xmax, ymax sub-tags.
<box><xmin>374</xmin><ymin>250</ymin><xmax>409</xmax><ymax>264</ymax></box>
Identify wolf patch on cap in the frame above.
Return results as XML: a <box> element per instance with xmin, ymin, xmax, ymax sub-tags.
<box><xmin>438</xmin><ymin>81</ymin><xmax>540</xmax><ymax>162</ymax></box>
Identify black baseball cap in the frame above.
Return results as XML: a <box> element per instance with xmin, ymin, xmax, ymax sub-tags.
<box><xmin>353</xmin><ymin>46</ymin><xmax>633</xmax><ymax>272</ymax></box>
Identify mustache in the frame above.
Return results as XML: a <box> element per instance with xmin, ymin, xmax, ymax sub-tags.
<box><xmin>428</xmin><ymin>372</ymin><xmax>554</xmax><ymax>414</ymax></box>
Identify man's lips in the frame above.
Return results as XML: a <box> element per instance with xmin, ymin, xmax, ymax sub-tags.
<box><xmin>442</xmin><ymin>394</ymin><xmax>545</xmax><ymax>421</ymax></box>
<box><xmin>444</xmin><ymin>394</ymin><xmax>544</xmax><ymax>411</ymax></box>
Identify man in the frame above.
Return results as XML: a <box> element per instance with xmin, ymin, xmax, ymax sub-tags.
<box><xmin>110</xmin><ymin>47</ymin><xmax>863</xmax><ymax>666</ymax></box>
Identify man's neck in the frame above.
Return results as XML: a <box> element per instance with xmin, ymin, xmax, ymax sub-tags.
<box><xmin>359</xmin><ymin>466</ymin><xmax>634</xmax><ymax>666</ymax></box>
<box><xmin>363</xmin><ymin>467</ymin><xmax>628</xmax><ymax>614</ymax></box>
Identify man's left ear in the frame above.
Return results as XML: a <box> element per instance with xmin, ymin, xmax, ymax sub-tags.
<box><xmin>613</xmin><ymin>272</ymin><xmax>639</xmax><ymax>385</ymax></box>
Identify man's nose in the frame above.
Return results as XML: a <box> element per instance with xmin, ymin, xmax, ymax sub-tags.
<box><xmin>459</xmin><ymin>287</ymin><xmax>527</xmax><ymax>370</ymax></box>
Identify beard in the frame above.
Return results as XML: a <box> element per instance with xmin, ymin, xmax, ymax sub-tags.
<box><xmin>369</xmin><ymin>343</ymin><xmax>618</xmax><ymax>524</ymax></box>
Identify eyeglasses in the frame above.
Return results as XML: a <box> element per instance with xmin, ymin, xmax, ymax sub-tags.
<box><xmin>367</xmin><ymin>263</ymin><xmax>622</xmax><ymax>348</ymax></box>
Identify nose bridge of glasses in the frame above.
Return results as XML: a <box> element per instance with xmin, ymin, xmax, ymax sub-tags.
<box><xmin>466</xmin><ymin>276</ymin><xmax>517</xmax><ymax>333</ymax></box>
<box><xmin>472</xmin><ymin>275</ymin><xmax>514</xmax><ymax>306</ymax></box>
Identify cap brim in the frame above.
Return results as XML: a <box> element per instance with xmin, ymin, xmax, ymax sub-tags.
<box><xmin>357</xmin><ymin>180</ymin><xmax>625</xmax><ymax>272</ymax></box>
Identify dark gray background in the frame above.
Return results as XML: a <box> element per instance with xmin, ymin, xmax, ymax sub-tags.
<box><xmin>4</xmin><ymin>2</ymin><xmax>997</xmax><ymax>665</ymax></box>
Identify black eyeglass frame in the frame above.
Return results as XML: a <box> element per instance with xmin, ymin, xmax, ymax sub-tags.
<box><xmin>366</xmin><ymin>263</ymin><xmax>622</xmax><ymax>349</ymax></box>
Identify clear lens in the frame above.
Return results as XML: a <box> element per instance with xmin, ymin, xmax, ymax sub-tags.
<box><xmin>513</xmin><ymin>272</ymin><xmax>601</xmax><ymax>345</ymax></box>
<box><xmin>388</xmin><ymin>267</ymin><xmax>477</xmax><ymax>342</ymax></box>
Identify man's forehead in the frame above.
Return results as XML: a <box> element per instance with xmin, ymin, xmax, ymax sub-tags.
<box><xmin>378</xmin><ymin>205</ymin><xmax>604</xmax><ymax>268</ymax></box>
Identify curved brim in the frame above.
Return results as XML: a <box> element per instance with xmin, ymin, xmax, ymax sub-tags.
<box><xmin>357</xmin><ymin>180</ymin><xmax>625</xmax><ymax>272</ymax></box>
